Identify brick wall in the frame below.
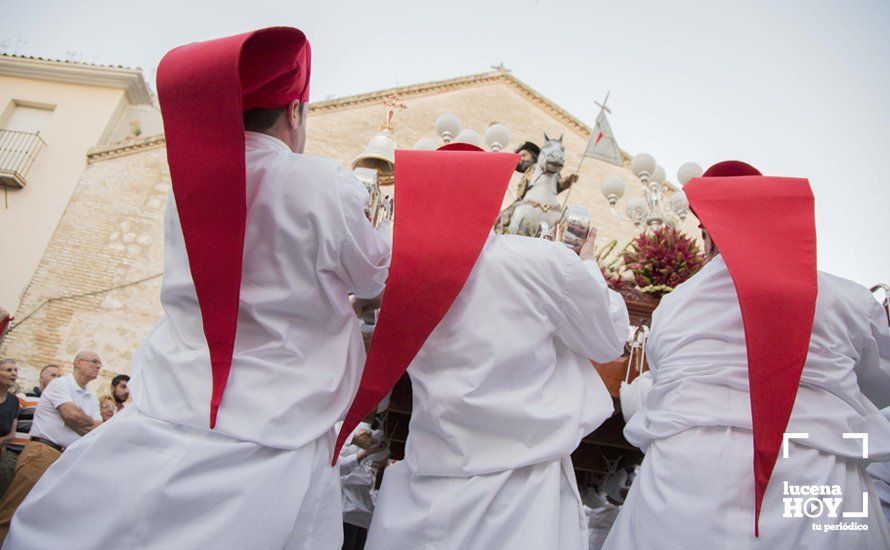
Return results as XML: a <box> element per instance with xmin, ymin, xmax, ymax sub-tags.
<box><xmin>0</xmin><ymin>74</ymin><xmax>696</xmax><ymax>393</ymax></box>
<box><xmin>1</xmin><ymin>142</ymin><xmax>168</xmax><ymax>393</ymax></box>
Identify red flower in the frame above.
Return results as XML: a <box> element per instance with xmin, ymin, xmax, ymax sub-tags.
<box><xmin>622</xmin><ymin>226</ymin><xmax>705</xmax><ymax>296</ymax></box>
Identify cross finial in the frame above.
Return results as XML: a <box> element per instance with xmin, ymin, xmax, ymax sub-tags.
<box><xmin>490</xmin><ymin>62</ymin><xmax>510</xmax><ymax>73</ymax></box>
<box><xmin>595</xmin><ymin>90</ymin><xmax>612</xmax><ymax>115</ymax></box>
<box><xmin>381</xmin><ymin>93</ymin><xmax>407</xmax><ymax>131</ymax></box>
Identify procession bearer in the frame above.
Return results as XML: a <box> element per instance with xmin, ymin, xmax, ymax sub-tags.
<box><xmin>337</xmin><ymin>143</ymin><xmax>629</xmax><ymax>550</ymax></box>
<box><xmin>605</xmin><ymin>161</ymin><xmax>890</xmax><ymax>549</ymax></box>
<box><xmin>6</xmin><ymin>27</ymin><xmax>390</xmax><ymax>550</ymax></box>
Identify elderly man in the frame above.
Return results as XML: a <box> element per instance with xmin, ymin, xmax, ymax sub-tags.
<box><xmin>338</xmin><ymin>145</ymin><xmax>629</xmax><ymax>550</ymax></box>
<box><xmin>604</xmin><ymin>162</ymin><xmax>890</xmax><ymax>549</ymax></box>
<box><xmin>110</xmin><ymin>374</ymin><xmax>129</xmax><ymax>411</ymax></box>
<box><xmin>0</xmin><ymin>352</ymin><xmax>101</xmax><ymax>541</ymax></box>
<box><xmin>0</xmin><ymin>364</ymin><xmax>62</xmax><ymax>496</ymax></box>
<box><xmin>5</xmin><ymin>27</ymin><xmax>390</xmax><ymax>550</ymax></box>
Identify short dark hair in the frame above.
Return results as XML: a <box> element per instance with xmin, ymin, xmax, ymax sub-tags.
<box><xmin>111</xmin><ymin>374</ymin><xmax>130</xmax><ymax>388</ymax></box>
<box><xmin>243</xmin><ymin>102</ymin><xmax>307</xmax><ymax>132</ymax></box>
<box><xmin>39</xmin><ymin>364</ymin><xmax>60</xmax><ymax>375</ymax></box>
<box><xmin>242</xmin><ymin>107</ymin><xmax>285</xmax><ymax>132</ymax></box>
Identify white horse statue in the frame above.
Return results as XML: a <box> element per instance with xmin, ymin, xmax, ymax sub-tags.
<box><xmin>498</xmin><ymin>134</ymin><xmax>574</xmax><ymax>235</ymax></box>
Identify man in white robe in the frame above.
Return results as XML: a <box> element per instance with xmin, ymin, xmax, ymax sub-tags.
<box><xmin>337</xmin><ymin>421</ymin><xmax>388</xmax><ymax>549</ymax></box>
<box><xmin>582</xmin><ymin>475</ymin><xmax>624</xmax><ymax>549</ymax></box>
<box><xmin>604</xmin><ymin>161</ymin><xmax>890</xmax><ymax>549</ymax></box>
<box><xmin>5</xmin><ymin>27</ymin><xmax>390</xmax><ymax>550</ymax></box>
<box><xmin>867</xmin><ymin>407</ymin><xmax>890</xmax><ymax>523</ymax></box>
<box><xmin>337</xmin><ymin>145</ymin><xmax>630</xmax><ymax>550</ymax></box>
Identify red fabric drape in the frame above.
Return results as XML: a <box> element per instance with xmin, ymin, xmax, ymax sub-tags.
<box><xmin>685</xmin><ymin>163</ymin><xmax>817</xmax><ymax>536</ymax></box>
<box><xmin>334</xmin><ymin>147</ymin><xmax>518</xmax><ymax>462</ymax></box>
<box><xmin>157</xmin><ymin>27</ymin><xmax>310</xmax><ymax>428</ymax></box>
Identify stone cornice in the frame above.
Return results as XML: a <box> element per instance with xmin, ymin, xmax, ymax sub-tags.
<box><xmin>87</xmin><ymin>134</ymin><xmax>165</xmax><ymax>163</ymax></box>
<box><xmin>81</xmin><ymin>72</ymin><xmax>634</xmax><ymax>163</ymax></box>
<box><xmin>0</xmin><ymin>54</ymin><xmax>152</xmax><ymax>105</ymax></box>
<box><xmin>308</xmin><ymin>70</ymin><xmax>631</xmax><ymax>161</ymax></box>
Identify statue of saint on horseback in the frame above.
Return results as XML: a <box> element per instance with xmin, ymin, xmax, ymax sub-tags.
<box><xmin>496</xmin><ymin>134</ymin><xmax>579</xmax><ymax>235</ymax></box>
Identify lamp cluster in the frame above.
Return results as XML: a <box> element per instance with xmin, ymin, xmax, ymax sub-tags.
<box><xmin>600</xmin><ymin>153</ymin><xmax>702</xmax><ymax>230</ymax></box>
<box><xmin>413</xmin><ymin>113</ymin><xmax>511</xmax><ymax>152</ymax></box>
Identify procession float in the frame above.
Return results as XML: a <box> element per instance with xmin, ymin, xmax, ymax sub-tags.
<box><xmin>347</xmin><ymin>96</ymin><xmax>890</xmax><ymax>502</ymax></box>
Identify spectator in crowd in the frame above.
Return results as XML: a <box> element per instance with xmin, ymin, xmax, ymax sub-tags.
<box><xmin>0</xmin><ymin>351</ymin><xmax>102</xmax><ymax>542</ymax></box>
<box><xmin>0</xmin><ymin>365</ymin><xmax>62</xmax><ymax>497</ymax></box>
<box><xmin>99</xmin><ymin>396</ymin><xmax>116</xmax><ymax>422</ymax></box>
<box><xmin>110</xmin><ymin>374</ymin><xmax>130</xmax><ymax>412</ymax></box>
<box><xmin>27</xmin><ymin>365</ymin><xmax>61</xmax><ymax>399</ymax></box>
<box><xmin>337</xmin><ymin>420</ymin><xmax>388</xmax><ymax>550</ymax></box>
<box><xmin>0</xmin><ymin>361</ymin><xmax>20</xmax><ymax>497</ymax></box>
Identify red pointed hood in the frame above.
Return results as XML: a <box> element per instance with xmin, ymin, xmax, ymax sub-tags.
<box><xmin>684</xmin><ymin>160</ymin><xmax>818</xmax><ymax>536</ymax></box>
<box><xmin>156</xmin><ymin>27</ymin><xmax>311</xmax><ymax>428</ymax></box>
<box><xmin>334</xmin><ymin>144</ymin><xmax>518</xmax><ymax>462</ymax></box>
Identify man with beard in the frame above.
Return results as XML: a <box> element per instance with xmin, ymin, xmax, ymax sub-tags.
<box><xmin>513</xmin><ymin>139</ymin><xmax>578</xmax><ymax>202</ymax></box>
<box><xmin>514</xmin><ymin>141</ymin><xmax>540</xmax><ymax>173</ymax></box>
<box><xmin>110</xmin><ymin>374</ymin><xmax>129</xmax><ymax>412</ymax></box>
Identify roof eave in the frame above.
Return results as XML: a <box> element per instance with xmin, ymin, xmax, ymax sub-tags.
<box><xmin>0</xmin><ymin>55</ymin><xmax>152</xmax><ymax>105</ymax></box>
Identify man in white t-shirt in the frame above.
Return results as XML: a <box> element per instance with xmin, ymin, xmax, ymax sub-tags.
<box><xmin>0</xmin><ymin>351</ymin><xmax>101</xmax><ymax>542</ymax></box>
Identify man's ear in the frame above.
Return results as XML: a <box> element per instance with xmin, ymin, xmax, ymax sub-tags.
<box><xmin>288</xmin><ymin>99</ymin><xmax>302</xmax><ymax>129</ymax></box>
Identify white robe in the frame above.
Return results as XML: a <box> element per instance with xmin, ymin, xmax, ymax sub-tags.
<box><xmin>604</xmin><ymin>255</ymin><xmax>890</xmax><ymax>549</ymax></box>
<box><xmin>6</xmin><ymin>132</ymin><xmax>391</xmax><ymax>549</ymax></box>
<box><xmin>582</xmin><ymin>487</ymin><xmax>621</xmax><ymax>550</ymax></box>
<box><xmin>366</xmin><ymin>235</ymin><xmax>630</xmax><ymax>550</ymax></box>
<box><xmin>867</xmin><ymin>407</ymin><xmax>890</xmax><ymax>524</ymax></box>
<box><xmin>338</xmin><ymin>422</ymin><xmax>382</xmax><ymax>529</ymax></box>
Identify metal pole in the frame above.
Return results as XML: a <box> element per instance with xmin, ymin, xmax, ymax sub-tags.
<box><xmin>559</xmin><ymin>102</ymin><xmax>608</xmax><ymax>218</ymax></box>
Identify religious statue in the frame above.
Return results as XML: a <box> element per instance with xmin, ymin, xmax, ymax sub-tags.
<box><xmin>496</xmin><ymin>134</ymin><xmax>579</xmax><ymax>235</ymax></box>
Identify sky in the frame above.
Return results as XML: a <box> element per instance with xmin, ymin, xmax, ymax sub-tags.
<box><xmin>3</xmin><ymin>0</ymin><xmax>889</xmax><ymax>289</ymax></box>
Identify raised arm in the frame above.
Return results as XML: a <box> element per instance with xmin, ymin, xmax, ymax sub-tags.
<box><xmin>555</xmin><ymin>231</ymin><xmax>630</xmax><ymax>362</ymax></box>
<box><xmin>334</xmin><ymin>170</ymin><xmax>392</xmax><ymax>300</ymax></box>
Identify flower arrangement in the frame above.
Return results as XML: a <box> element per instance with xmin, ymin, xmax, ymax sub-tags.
<box><xmin>595</xmin><ymin>239</ymin><xmax>631</xmax><ymax>291</ymax></box>
<box><xmin>621</xmin><ymin>226</ymin><xmax>705</xmax><ymax>296</ymax></box>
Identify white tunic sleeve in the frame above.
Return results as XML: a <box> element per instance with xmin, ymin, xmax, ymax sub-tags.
<box><xmin>333</xmin><ymin>169</ymin><xmax>392</xmax><ymax>299</ymax></box>
<box><xmin>555</xmin><ymin>251</ymin><xmax>630</xmax><ymax>363</ymax></box>
<box><xmin>338</xmin><ymin>450</ymin><xmax>361</xmax><ymax>476</ymax></box>
<box><xmin>854</xmin><ymin>294</ymin><xmax>890</xmax><ymax>409</ymax></box>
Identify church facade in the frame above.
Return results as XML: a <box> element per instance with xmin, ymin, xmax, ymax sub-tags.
<box><xmin>1</xmin><ymin>68</ymin><xmax>684</xmax><ymax>391</ymax></box>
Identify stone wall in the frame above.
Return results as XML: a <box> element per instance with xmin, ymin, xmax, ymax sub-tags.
<box><xmin>1</xmin><ymin>140</ymin><xmax>168</xmax><ymax>393</ymax></box>
<box><xmin>0</xmin><ymin>71</ymin><xmax>698</xmax><ymax>392</ymax></box>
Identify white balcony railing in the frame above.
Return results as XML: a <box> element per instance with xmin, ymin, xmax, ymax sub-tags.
<box><xmin>0</xmin><ymin>129</ymin><xmax>46</xmax><ymax>189</ymax></box>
